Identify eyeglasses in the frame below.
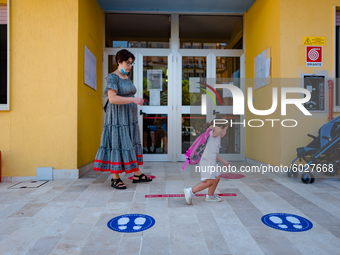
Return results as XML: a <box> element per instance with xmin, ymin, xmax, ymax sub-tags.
<box><xmin>125</xmin><ymin>61</ymin><xmax>134</xmax><ymax>66</ymax></box>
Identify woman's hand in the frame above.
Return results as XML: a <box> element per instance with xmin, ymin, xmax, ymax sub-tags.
<box><xmin>133</xmin><ymin>97</ymin><xmax>144</xmax><ymax>106</ymax></box>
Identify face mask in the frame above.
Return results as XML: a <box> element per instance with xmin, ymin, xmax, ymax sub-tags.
<box><xmin>120</xmin><ymin>67</ymin><xmax>129</xmax><ymax>75</ymax></box>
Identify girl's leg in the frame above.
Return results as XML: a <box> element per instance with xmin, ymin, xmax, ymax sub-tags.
<box><xmin>192</xmin><ymin>179</ymin><xmax>214</xmax><ymax>193</ymax></box>
<box><xmin>207</xmin><ymin>177</ymin><xmax>220</xmax><ymax>196</ymax></box>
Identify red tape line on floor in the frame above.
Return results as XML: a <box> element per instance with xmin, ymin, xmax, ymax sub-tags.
<box><xmin>145</xmin><ymin>193</ymin><xmax>237</xmax><ymax>198</ymax></box>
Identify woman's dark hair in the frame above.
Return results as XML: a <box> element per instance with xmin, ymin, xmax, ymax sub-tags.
<box><xmin>115</xmin><ymin>49</ymin><xmax>135</xmax><ymax>64</ymax></box>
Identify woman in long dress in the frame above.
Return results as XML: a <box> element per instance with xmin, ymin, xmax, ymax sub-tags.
<box><xmin>94</xmin><ymin>49</ymin><xmax>152</xmax><ymax>189</ymax></box>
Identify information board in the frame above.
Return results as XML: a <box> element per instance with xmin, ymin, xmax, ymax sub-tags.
<box><xmin>302</xmin><ymin>75</ymin><xmax>325</xmax><ymax>111</ymax></box>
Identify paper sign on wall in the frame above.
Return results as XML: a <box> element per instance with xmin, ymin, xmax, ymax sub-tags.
<box><xmin>84</xmin><ymin>46</ymin><xmax>97</xmax><ymax>90</ymax></box>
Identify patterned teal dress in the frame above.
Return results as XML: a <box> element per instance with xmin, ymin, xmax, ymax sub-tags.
<box><xmin>94</xmin><ymin>73</ymin><xmax>143</xmax><ymax>174</ymax></box>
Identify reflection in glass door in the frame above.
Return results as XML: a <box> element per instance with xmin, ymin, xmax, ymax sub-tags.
<box><xmin>178</xmin><ymin>53</ymin><xmax>245</xmax><ymax>161</ymax></box>
<box><xmin>181</xmin><ymin>56</ymin><xmax>208</xmax><ymax>155</ymax></box>
<box><xmin>141</xmin><ymin>56</ymin><xmax>168</xmax><ymax>159</ymax></box>
<box><xmin>214</xmin><ymin>56</ymin><xmax>245</xmax><ymax>161</ymax></box>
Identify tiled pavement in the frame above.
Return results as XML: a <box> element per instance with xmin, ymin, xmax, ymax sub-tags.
<box><xmin>0</xmin><ymin>161</ymin><xmax>340</xmax><ymax>255</ymax></box>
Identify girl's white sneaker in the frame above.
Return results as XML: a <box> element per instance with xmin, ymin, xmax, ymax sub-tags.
<box><xmin>205</xmin><ymin>194</ymin><xmax>222</xmax><ymax>202</ymax></box>
<box><xmin>184</xmin><ymin>187</ymin><xmax>194</xmax><ymax>205</ymax></box>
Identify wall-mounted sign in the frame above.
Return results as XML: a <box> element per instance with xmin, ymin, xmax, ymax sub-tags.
<box><xmin>84</xmin><ymin>46</ymin><xmax>97</xmax><ymax>90</ymax></box>
<box><xmin>306</xmin><ymin>46</ymin><xmax>322</xmax><ymax>67</ymax></box>
<box><xmin>302</xmin><ymin>74</ymin><xmax>325</xmax><ymax>111</ymax></box>
<box><xmin>303</xmin><ymin>37</ymin><xmax>325</xmax><ymax>46</ymax></box>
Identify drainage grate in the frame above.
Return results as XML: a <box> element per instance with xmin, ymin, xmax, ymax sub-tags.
<box><xmin>7</xmin><ymin>181</ymin><xmax>49</xmax><ymax>189</ymax></box>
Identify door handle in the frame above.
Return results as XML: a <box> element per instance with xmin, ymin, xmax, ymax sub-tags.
<box><xmin>140</xmin><ymin>110</ymin><xmax>146</xmax><ymax>115</ymax></box>
<box><xmin>213</xmin><ymin>110</ymin><xmax>220</xmax><ymax>115</ymax></box>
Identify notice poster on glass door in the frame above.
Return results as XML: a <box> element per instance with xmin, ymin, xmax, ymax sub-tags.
<box><xmin>149</xmin><ymin>89</ymin><xmax>160</xmax><ymax>106</ymax></box>
<box><xmin>147</xmin><ymin>69</ymin><xmax>163</xmax><ymax>90</ymax></box>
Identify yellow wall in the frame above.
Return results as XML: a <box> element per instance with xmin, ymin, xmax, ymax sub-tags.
<box><xmin>0</xmin><ymin>0</ymin><xmax>7</xmax><ymax>4</ymax></box>
<box><xmin>0</xmin><ymin>0</ymin><xmax>78</xmax><ymax>177</ymax></box>
<box><xmin>245</xmin><ymin>0</ymin><xmax>340</xmax><ymax>166</ymax></box>
<box><xmin>244</xmin><ymin>0</ymin><xmax>282</xmax><ymax>165</ymax></box>
<box><xmin>77</xmin><ymin>0</ymin><xmax>103</xmax><ymax>168</ymax></box>
<box><xmin>279</xmin><ymin>0</ymin><xmax>340</xmax><ymax>165</ymax></box>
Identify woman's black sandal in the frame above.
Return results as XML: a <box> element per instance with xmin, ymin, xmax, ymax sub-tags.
<box><xmin>111</xmin><ymin>178</ymin><xmax>127</xmax><ymax>189</ymax></box>
<box><xmin>133</xmin><ymin>173</ymin><xmax>152</xmax><ymax>183</ymax></box>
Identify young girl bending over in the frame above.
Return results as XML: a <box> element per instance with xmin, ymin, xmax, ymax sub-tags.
<box><xmin>184</xmin><ymin>121</ymin><xmax>230</xmax><ymax>204</ymax></box>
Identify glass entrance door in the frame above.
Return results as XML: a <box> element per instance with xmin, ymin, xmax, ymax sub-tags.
<box><xmin>139</xmin><ymin>53</ymin><xmax>170</xmax><ymax>161</ymax></box>
<box><xmin>177</xmin><ymin>51</ymin><xmax>245</xmax><ymax>162</ymax></box>
<box><xmin>213</xmin><ymin>55</ymin><xmax>245</xmax><ymax>161</ymax></box>
<box><xmin>104</xmin><ymin>48</ymin><xmax>172</xmax><ymax>161</ymax></box>
<box><xmin>104</xmin><ymin>49</ymin><xmax>244</xmax><ymax>162</ymax></box>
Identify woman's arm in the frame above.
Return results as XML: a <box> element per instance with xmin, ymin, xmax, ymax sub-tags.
<box><xmin>108</xmin><ymin>89</ymin><xmax>143</xmax><ymax>105</ymax></box>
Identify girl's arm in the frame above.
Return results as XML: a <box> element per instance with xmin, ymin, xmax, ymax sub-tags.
<box><xmin>216</xmin><ymin>155</ymin><xmax>231</xmax><ymax>167</ymax></box>
<box><xmin>108</xmin><ymin>89</ymin><xmax>143</xmax><ymax>105</ymax></box>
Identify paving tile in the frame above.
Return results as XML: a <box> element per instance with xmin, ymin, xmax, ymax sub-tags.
<box><xmin>108</xmin><ymin>192</ymin><xmax>135</xmax><ymax>203</ymax></box>
<box><xmin>192</xmin><ymin>199</ymin><xmax>214</xmax><ymax>213</ymax></box>
<box><xmin>26</xmin><ymin>236</ymin><xmax>62</xmax><ymax>255</ymax></box>
<box><xmin>140</xmin><ymin>244</ymin><xmax>171</xmax><ymax>255</ymax></box>
<box><xmin>232</xmin><ymin>208</ymin><xmax>264</xmax><ymax>227</ymax></box>
<box><xmin>0</xmin><ymin>203</ymin><xmax>27</xmax><ymax>219</ymax></box>
<box><xmin>142</xmin><ymin>214</ymin><xmax>169</xmax><ymax>237</ymax></box>
<box><xmin>9</xmin><ymin>203</ymin><xmax>47</xmax><ymax>218</ymax></box>
<box><xmin>170</xmin><ymin>241</ymin><xmax>210</xmax><ymax>255</ymax></box>
<box><xmin>247</xmin><ymin>227</ymin><xmax>302</xmax><ymax>255</ymax></box>
<box><xmin>49</xmin><ymin>223</ymin><xmax>94</xmax><ymax>254</ymax></box>
<box><xmin>44</xmin><ymin>218</ymin><xmax>73</xmax><ymax>237</ymax></box>
<box><xmin>246</xmin><ymin>184</ymin><xmax>271</xmax><ymax>192</ymax></box>
<box><xmin>0</xmin><ymin>217</ymin><xmax>28</xmax><ymax>235</ymax></box>
<box><xmin>117</xmin><ymin>236</ymin><xmax>141</xmax><ymax>255</ymax></box>
<box><xmin>168</xmin><ymin>207</ymin><xmax>198</xmax><ymax>225</ymax></box>
<box><xmin>103</xmin><ymin>202</ymin><xmax>131</xmax><ymax>215</ymax></box>
<box><xmin>203</xmin><ymin>230</ymin><xmax>231</xmax><ymax>255</ymax></box>
<box><xmin>85</xmin><ymin>192</ymin><xmax>113</xmax><ymax>208</ymax></box>
<box><xmin>80</xmin><ymin>246</ymin><xmax>118</xmax><ymax>255</ymax></box>
<box><xmin>85</xmin><ymin>226</ymin><xmax>122</xmax><ymax>247</ymax></box>
<box><xmin>311</xmin><ymin>192</ymin><xmax>340</xmax><ymax>208</ymax></box>
<box><xmin>129</xmin><ymin>202</ymin><xmax>146</xmax><ymax>214</ymax></box>
<box><xmin>132</xmin><ymin>192</ymin><xmax>148</xmax><ymax>203</ymax></box>
<box><xmin>65</xmin><ymin>185</ymin><xmax>90</xmax><ymax>193</ymax></box>
<box><xmin>142</xmin><ymin>235</ymin><xmax>170</xmax><ymax>246</ymax></box>
<box><xmin>73</xmin><ymin>207</ymin><xmax>103</xmax><ymax>224</ymax></box>
<box><xmin>52</xmin><ymin>192</ymin><xmax>81</xmax><ymax>203</ymax></box>
<box><xmin>168</xmin><ymin>197</ymin><xmax>191</xmax><ymax>208</ymax></box>
<box><xmin>170</xmin><ymin>223</ymin><xmax>205</xmax><ymax>244</ymax></box>
<box><xmin>215</xmin><ymin>221</ymin><xmax>264</xmax><ymax>255</ymax></box>
<box><xmin>196</xmin><ymin>213</ymin><xmax>220</xmax><ymax>232</ymax></box>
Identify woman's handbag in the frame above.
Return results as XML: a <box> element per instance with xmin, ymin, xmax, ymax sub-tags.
<box><xmin>103</xmin><ymin>100</ymin><xmax>109</xmax><ymax>112</ymax></box>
